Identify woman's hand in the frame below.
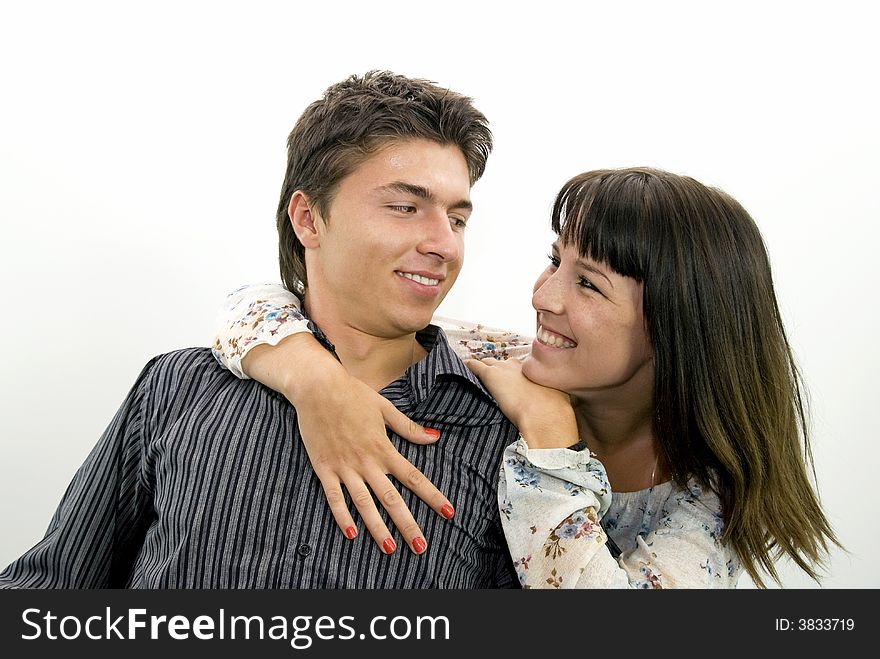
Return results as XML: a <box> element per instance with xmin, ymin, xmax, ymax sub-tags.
<box><xmin>244</xmin><ymin>335</ymin><xmax>454</xmax><ymax>555</ymax></box>
<box><xmin>464</xmin><ymin>356</ymin><xmax>579</xmax><ymax>448</ymax></box>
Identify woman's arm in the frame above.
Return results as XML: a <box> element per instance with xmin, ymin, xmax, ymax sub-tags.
<box><xmin>498</xmin><ymin>438</ymin><xmax>625</xmax><ymax>588</ymax></box>
<box><xmin>465</xmin><ymin>356</ymin><xmax>740</xmax><ymax>588</ymax></box>
<box><xmin>462</xmin><ymin>356</ymin><xmax>624</xmax><ymax>587</ymax></box>
<box><xmin>211</xmin><ymin>283</ymin><xmax>452</xmax><ymax>555</ymax></box>
<box><xmin>498</xmin><ymin>443</ymin><xmax>741</xmax><ymax>588</ymax></box>
<box><xmin>211</xmin><ymin>283</ymin><xmax>312</xmax><ymax>378</ymax></box>
<box><xmin>211</xmin><ymin>290</ymin><xmax>533</xmax><ymax>373</ymax></box>
<box><xmin>433</xmin><ymin>317</ymin><xmax>532</xmax><ymax>361</ymax></box>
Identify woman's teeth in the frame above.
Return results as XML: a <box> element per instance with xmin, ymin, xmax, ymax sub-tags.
<box><xmin>537</xmin><ymin>325</ymin><xmax>577</xmax><ymax>349</ymax></box>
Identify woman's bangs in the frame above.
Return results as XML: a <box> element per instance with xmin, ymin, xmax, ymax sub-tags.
<box><xmin>551</xmin><ymin>172</ymin><xmax>649</xmax><ymax>282</ymax></box>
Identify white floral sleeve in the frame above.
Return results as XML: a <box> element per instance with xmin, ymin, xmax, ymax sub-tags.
<box><xmin>432</xmin><ymin>317</ymin><xmax>532</xmax><ymax>361</ymax></box>
<box><xmin>499</xmin><ymin>438</ymin><xmax>629</xmax><ymax>588</ymax></box>
<box><xmin>211</xmin><ymin>283</ymin><xmax>309</xmax><ymax>379</ymax></box>
<box><xmin>210</xmin><ymin>283</ymin><xmax>534</xmax><ymax>379</ymax></box>
<box><xmin>503</xmin><ymin>441</ymin><xmax>741</xmax><ymax>589</ymax></box>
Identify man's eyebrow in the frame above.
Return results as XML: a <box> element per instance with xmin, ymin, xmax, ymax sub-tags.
<box><xmin>378</xmin><ymin>182</ymin><xmax>472</xmax><ymax>211</ymax></box>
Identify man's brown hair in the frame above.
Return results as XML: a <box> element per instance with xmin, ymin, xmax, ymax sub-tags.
<box><xmin>276</xmin><ymin>71</ymin><xmax>492</xmax><ymax>294</ymax></box>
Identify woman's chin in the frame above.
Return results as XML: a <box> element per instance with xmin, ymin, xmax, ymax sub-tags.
<box><xmin>521</xmin><ymin>355</ymin><xmax>554</xmax><ymax>388</ymax></box>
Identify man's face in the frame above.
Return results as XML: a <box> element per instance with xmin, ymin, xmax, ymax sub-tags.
<box><xmin>303</xmin><ymin>139</ymin><xmax>472</xmax><ymax>338</ymax></box>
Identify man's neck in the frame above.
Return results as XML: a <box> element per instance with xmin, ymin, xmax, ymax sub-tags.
<box><xmin>304</xmin><ymin>297</ymin><xmax>428</xmax><ymax>392</ymax></box>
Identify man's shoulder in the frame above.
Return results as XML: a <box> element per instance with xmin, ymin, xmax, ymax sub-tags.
<box><xmin>413</xmin><ymin>330</ymin><xmax>517</xmax><ymax>440</ymax></box>
<box><xmin>140</xmin><ymin>347</ymin><xmax>239</xmax><ymax>395</ymax></box>
<box><xmin>148</xmin><ymin>346</ymin><xmax>226</xmax><ymax>374</ymax></box>
<box><xmin>135</xmin><ymin>347</ymin><xmax>271</xmax><ymax>432</ymax></box>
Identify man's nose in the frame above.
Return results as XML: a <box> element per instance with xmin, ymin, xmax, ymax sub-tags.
<box><xmin>418</xmin><ymin>211</ymin><xmax>461</xmax><ymax>262</ymax></box>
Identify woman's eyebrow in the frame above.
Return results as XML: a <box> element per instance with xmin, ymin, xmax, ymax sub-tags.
<box><xmin>576</xmin><ymin>259</ymin><xmax>614</xmax><ymax>289</ymax></box>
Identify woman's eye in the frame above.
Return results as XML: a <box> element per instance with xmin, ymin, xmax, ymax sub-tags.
<box><xmin>547</xmin><ymin>253</ymin><xmax>560</xmax><ymax>267</ymax></box>
<box><xmin>577</xmin><ymin>276</ymin><xmax>598</xmax><ymax>291</ymax></box>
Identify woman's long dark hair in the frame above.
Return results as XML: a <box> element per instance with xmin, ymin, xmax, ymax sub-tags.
<box><xmin>551</xmin><ymin>167</ymin><xmax>840</xmax><ymax>586</ymax></box>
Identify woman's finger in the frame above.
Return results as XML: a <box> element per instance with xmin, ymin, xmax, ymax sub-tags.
<box><xmin>375</xmin><ymin>402</ymin><xmax>454</xmax><ymax>527</ymax></box>
<box><xmin>380</xmin><ymin>398</ymin><xmax>441</xmax><ymax>446</ymax></box>
<box><xmin>342</xmin><ymin>476</ymin><xmax>398</xmax><ymax>555</ymax></box>
<box><xmin>367</xmin><ymin>469</ymin><xmax>430</xmax><ymax>555</ymax></box>
<box><xmin>314</xmin><ymin>474</ymin><xmax>360</xmax><ymax>541</ymax></box>
<box><xmin>386</xmin><ymin>451</ymin><xmax>454</xmax><ymax>525</ymax></box>
<box><xmin>463</xmin><ymin>357</ymin><xmax>485</xmax><ymax>374</ymax></box>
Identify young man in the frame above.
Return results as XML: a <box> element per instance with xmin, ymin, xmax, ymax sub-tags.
<box><xmin>0</xmin><ymin>72</ymin><xmax>521</xmax><ymax>588</ymax></box>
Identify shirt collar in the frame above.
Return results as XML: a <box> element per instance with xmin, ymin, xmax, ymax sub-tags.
<box><xmin>408</xmin><ymin>324</ymin><xmax>494</xmax><ymax>405</ymax></box>
<box><xmin>309</xmin><ymin>321</ymin><xmax>494</xmax><ymax>406</ymax></box>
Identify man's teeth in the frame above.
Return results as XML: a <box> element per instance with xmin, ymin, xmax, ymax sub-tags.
<box><xmin>537</xmin><ymin>325</ymin><xmax>577</xmax><ymax>349</ymax></box>
<box><xmin>399</xmin><ymin>272</ymin><xmax>440</xmax><ymax>286</ymax></box>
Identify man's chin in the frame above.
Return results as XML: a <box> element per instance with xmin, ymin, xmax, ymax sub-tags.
<box><xmin>383</xmin><ymin>296</ymin><xmax>443</xmax><ymax>335</ymax></box>
<box><xmin>398</xmin><ymin>316</ymin><xmax>435</xmax><ymax>334</ymax></box>
<box><xmin>390</xmin><ymin>308</ymin><xmax>436</xmax><ymax>334</ymax></box>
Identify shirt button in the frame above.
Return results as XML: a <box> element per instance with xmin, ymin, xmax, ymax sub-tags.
<box><xmin>297</xmin><ymin>543</ymin><xmax>311</xmax><ymax>557</ymax></box>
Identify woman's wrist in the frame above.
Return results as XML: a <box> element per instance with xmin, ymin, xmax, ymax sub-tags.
<box><xmin>243</xmin><ymin>333</ymin><xmax>342</xmax><ymax>403</ymax></box>
<box><xmin>282</xmin><ymin>337</ymin><xmax>348</xmax><ymax>405</ymax></box>
<box><xmin>517</xmin><ymin>407</ymin><xmax>580</xmax><ymax>449</ymax></box>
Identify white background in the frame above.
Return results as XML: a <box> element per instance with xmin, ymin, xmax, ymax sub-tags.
<box><xmin>1</xmin><ymin>0</ymin><xmax>876</xmax><ymax>588</ymax></box>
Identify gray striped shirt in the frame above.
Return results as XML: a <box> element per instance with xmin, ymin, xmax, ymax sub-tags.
<box><xmin>0</xmin><ymin>325</ymin><xmax>520</xmax><ymax>588</ymax></box>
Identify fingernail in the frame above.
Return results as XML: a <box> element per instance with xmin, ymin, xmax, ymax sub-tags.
<box><xmin>412</xmin><ymin>537</ymin><xmax>427</xmax><ymax>554</ymax></box>
<box><xmin>344</xmin><ymin>526</ymin><xmax>357</xmax><ymax>540</ymax></box>
<box><xmin>440</xmin><ymin>504</ymin><xmax>455</xmax><ymax>519</ymax></box>
<box><xmin>383</xmin><ymin>537</ymin><xmax>397</xmax><ymax>554</ymax></box>
<box><xmin>424</xmin><ymin>427</ymin><xmax>441</xmax><ymax>439</ymax></box>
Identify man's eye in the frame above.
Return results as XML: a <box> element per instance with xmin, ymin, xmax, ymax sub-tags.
<box><xmin>389</xmin><ymin>205</ymin><xmax>416</xmax><ymax>214</ymax></box>
<box><xmin>450</xmin><ymin>216</ymin><xmax>468</xmax><ymax>230</ymax></box>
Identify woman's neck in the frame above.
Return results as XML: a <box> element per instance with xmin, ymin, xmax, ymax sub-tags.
<box><xmin>574</xmin><ymin>397</ymin><xmax>664</xmax><ymax>492</ymax></box>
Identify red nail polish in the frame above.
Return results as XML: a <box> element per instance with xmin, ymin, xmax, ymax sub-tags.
<box><xmin>412</xmin><ymin>537</ymin><xmax>427</xmax><ymax>554</ymax></box>
<box><xmin>424</xmin><ymin>428</ymin><xmax>441</xmax><ymax>440</ymax></box>
<box><xmin>440</xmin><ymin>504</ymin><xmax>455</xmax><ymax>519</ymax></box>
<box><xmin>344</xmin><ymin>526</ymin><xmax>357</xmax><ymax>540</ymax></box>
<box><xmin>383</xmin><ymin>537</ymin><xmax>397</xmax><ymax>554</ymax></box>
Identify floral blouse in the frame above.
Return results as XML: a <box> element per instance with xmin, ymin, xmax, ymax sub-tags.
<box><xmin>212</xmin><ymin>283</ymin><xmax>742</xmax><ymax>588</ymax></box>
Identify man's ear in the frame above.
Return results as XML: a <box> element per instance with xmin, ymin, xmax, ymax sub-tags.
<box><xmin>289</xmin><ymin>191</ymin><xmax>321</xmax><ymax>249</ymax></box>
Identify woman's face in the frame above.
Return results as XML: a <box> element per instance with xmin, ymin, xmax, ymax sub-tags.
<box><xmin>522</xmin><ymin>240</ymin><xmax>654</xmax><ymax>403</ymax></box>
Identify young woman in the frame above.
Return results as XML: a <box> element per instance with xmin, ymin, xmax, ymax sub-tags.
<box><xmin>212</xmin><ymin>167</ymin><xmax>839</xmax><ymax>588</ymax></box>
